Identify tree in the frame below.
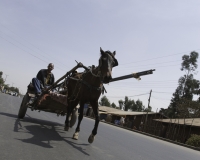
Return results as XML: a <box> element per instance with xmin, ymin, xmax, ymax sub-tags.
<box><xmin>0</xmin><ymin>71</ymin><xmax>4</xmax><ymax>85</ymax></box>
<box><xmin>176</xmin><ymin>98</ymin><xmax>200</xmax><ymax>118</ymax></box>
<box><xmin>118</xmin><ymin>100</ymin><xmax>123</xmax><ymax>110</ymax></box>
<box><xmin>99</xmin><ymin>96</ymin><xmax>111</xmax><ymax>107</ymax></box>
<box><xmin>124</xmin><ymin>96</ymin><xmax>134</xmax><ymax>111</ymax></box>
<box><xmin>118</xmin><ymin>97</ymin><xmax>145</xmax><ymax>111</ymax></box>
<box><xmin>111</xmin><ymin>102</ymin><xmax>117</xmax><ymax>108</ymax></box>
<box><xmin>143</xmin><ymin>106</ymin><xmax>152</xmax><ymax>112</ymax></box>
<box><xmin>166</xmin><ymin>51</ymin><xmax>200</xmax><ymax>118</ymax></box>
<box><xmin>118</xmin><ymin>97</ymin><xmax>134</xmax><ymax>111</ymax></box>
<box><xmin>132</xmin><ymin>99</ymin><xmax>145</xmax><ymax>111</ymax></box>
<box><xmin>4</xmin><ymin>84</ymin><xmax>9</xmax><ymax>89</ymax></box>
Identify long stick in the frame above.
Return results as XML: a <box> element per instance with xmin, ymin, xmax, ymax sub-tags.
<box><xmin>110</xmin><ymin>69</ymin><xmax>155</xmax><ymax>82</ymax></box>
<box><xmin>45</xmin><ymin>62</ymin><xmax>88</xmax><ymax>92</ymax></box>
<box><xmin>176</xmin><ymin>117</ymin><xmax>181</xmax><ymax>142</ymax></box>
<box><xmin>171</xmin><ymin>118</ymin><xmax>177</xmax><ymax>140</ymax></box>
<box><xmin>153</xmin><ymin>108</ymin><xmax>158</xmax><ymax>135</ymax></box>
<box><xmin>187</xmin><ymin>118</ymin><xmax>195</xmax><ymax>141</ymax></box>
<box><xmin>154</xmin><ymin>110</ymin><xmax>161</xmax><ymax>135</ymax></box>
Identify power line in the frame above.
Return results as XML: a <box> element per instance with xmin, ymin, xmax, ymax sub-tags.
<box><xmin>118</xmin><ymin>60</ymin><xmax>182</xmax><ymax>68</ymax></box>
<box><xmin>107</xmin><ymin>92</ymin><xmax>149</xmax><ymax>98</ymax></box>
<box><xmin>153</xmin><ymin>91</ymin><xmax>174</xmax><ymax>94</ymax></box>
<box><xmin>0</xmin><ymin>23</ymin><xmax>74</xmax><ymax>66</ymax></box>
<box><xmin>115</xmin><ymin>64</ymin><xmax>180</xmax><ymax>72</ymax></box>
<box><xmin>0</xmin><ymin>35</ymin><xmax>66</xmax><ymax>72</ymax></box>
<box><xmin>0</xmin><ymin>31</ymin><xmax>70</xmax><ymax>69</ymax></box>
<box><xmin>108</xmin><ymin>84</ymin><xmax>178</xmax><ymax>88</ymax></box>
<box><xmin>109</xmin><ymin>82</ymin><xmax>178</xmax><ymax>86</ymax></box>
<box><xmin>151</xmin><ymin>95</ymin><xmax>171</xmax><ymax>101</ymax></box>
<box><xmin>109</xmin><ymin>80</ymin><xmax>178</xmax><ymax>83</ymax></box>
<box><xmin>4</xmin><ymin>74</ymin><xmax>8</xmax><ymax>82</ymax></box>
<box><xmin>120</xmin><ymin>49</ymin><xmax>200</xmax><ymax>65</ymax></box>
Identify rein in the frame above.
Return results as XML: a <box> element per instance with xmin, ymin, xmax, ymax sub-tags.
<box><xmin>89</xmin><ymin>67</ymin><xmax>101</xmax><ymax>78</ymax></box>
<box><xmin>68</xmin><ymin>68</ymin><xmax>106</xmax><ymax>102</ymax></box>
<box><xmin>67</xmin><ymin>52</ymin><xmax>115</xmax><ymax>102</ymax></box>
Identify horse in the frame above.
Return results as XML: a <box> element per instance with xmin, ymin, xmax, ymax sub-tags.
<box><xmin>64</xmin><ymin>47</ymin><xmax>118</xmax><ymax>143</ymax></box>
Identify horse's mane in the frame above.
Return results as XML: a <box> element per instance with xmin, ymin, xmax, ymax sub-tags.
<box><xmin>103</xmin><ymin>50</ymin><xmax>115</xmax><ymax>58</ymax></box>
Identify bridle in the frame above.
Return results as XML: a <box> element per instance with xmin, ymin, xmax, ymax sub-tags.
<box><xmin>67</xmin><ymin>52</ymin><xmax>117</xmax><ymax>102</ymax></box>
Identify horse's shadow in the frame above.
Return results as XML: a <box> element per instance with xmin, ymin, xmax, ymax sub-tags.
<box><xmin>0</xmin><ymin>112</ymin><xmax>90</xmax><ymax>156</ymax></box>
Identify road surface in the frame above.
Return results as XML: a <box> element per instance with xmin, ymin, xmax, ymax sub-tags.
<box><xmin>0</xmin><ymin>92</ymin><xmax>199</xmax><ymax>160</ymax></box>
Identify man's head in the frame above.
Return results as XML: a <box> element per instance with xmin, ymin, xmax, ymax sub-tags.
<box><xmin>47</xmin><ymin>63</ymin><xmax>54</xmax><ymax>73</ymax></box>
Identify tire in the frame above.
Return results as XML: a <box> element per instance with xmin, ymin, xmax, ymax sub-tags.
<box><xmin>18</xmin><ymin>94</ymin><xmax>29</xmax><ymax>119</ymax></box>
<box><xmin>70</xmin><ymin>108</ymin><xmax>78</xmax><ymax>127</ymax></box>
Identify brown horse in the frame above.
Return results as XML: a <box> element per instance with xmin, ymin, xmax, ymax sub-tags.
<box><xmin>64</xmin><ymin>47</ymin><xmax>118</xmax><ymax>143</ymax></box>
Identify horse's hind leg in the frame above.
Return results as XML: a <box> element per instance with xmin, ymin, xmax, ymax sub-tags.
<box><xmin>72</xmin><ymin>102</ymin><xmax>84</xmax><ymax>140</ymax></box>
<box><xmin>88</xmin><ymin>101</ymin><xmax>99</xmax><ymax>143</ymax></box>
<box><xmin>65</xmin><ymin>100</ymin><xmax>76</xmax><ymax>131</ymax></box>
<box><xmin>64</xmin><ymin>105</ymin><xmax>72</xmax><ymax>131</ymax></box>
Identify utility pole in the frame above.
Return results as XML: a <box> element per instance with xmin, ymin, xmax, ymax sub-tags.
<box><xmin>4</xmin><ymin>74</ymin><xmax>8</xmax><ymax>82</ymax></box>
<box><xmin>144</xmin><ymin>89</ymin><xmax>152</xmax><ymax>132</ymax></box>
<box><xmin>148</xmin><ymin>89</ymin><xmax>152</xmax><ymax>109</ymax></box>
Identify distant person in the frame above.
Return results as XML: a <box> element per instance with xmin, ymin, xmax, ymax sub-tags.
<box><xmin>32</xmin><ymin>63</ymin><xmax>55</xmax><ymax>97</ymax></box>
<box><xmin>120</xmin><ymin>116</ymin><xmax>125</xmax><ymax>126</ymax></box>
<box><xmin>139</xmin><ymin>122</ymin><xmax>143</xmax><ymax>131</ymax></box>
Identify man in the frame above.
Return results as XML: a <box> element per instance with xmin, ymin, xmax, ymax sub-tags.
<box><xmin>120</xmin><ymin>116</ymin><xmax>125</xmax><ymax>126</ymax></box>
<box><xmin>32</xmin><ymin>63</ymin><xmax>55</xmax><ymax>96</ymax></box>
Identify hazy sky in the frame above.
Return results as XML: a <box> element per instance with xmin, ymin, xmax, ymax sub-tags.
<box><xmin>1</xmin><ymin>0</ymin><xmax>200</xmax><ymax>111</ymax></box>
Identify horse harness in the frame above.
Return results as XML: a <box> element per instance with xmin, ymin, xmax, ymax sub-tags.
<box><xmin>67</xmin><ymin>68</ymin><xmax>106</xmax><ymax>102</ymax></box>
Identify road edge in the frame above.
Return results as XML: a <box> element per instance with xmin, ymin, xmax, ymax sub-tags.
<box><xmin>84</xmin><ymin>115</ymin><xmax>200</xmax><ymax>152</ymax></box>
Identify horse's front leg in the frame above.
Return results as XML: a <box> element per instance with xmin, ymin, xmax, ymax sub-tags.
<box><xmin>64</xmin><ymin>100</ymin><xmax>73</xmax><ymax>131</ymax></box>
<box><xmin>72</xmin><ymin>102</ymin><xmax>84</xmax><ymax>140</ymax></box>
<box><xmin>88</xmin><ymin>101</ymin><xmax>99</xmax><ymax>143</ymax></box>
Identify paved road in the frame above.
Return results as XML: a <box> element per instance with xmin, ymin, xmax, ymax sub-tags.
<box><xmin>0</xmin><ymin>93</ymin><xmax>200</xmax><ymax>160</ymax></box>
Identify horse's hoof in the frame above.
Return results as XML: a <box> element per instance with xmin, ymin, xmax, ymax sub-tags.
<box><xmin>64</xmin><ymin>126</ymin><xmax>69</xmax><ymax>131</ymax></box>
<box><xmin>72</xmin><ymin>132</ymin><xmax>79</xmax><ymax>140</ymax></box>
<box><xmin>88</xmin><ymin>134</ymin><xmax>95</xmax><ymax>143</ymax></box>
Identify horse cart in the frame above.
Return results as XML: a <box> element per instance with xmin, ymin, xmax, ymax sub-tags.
<box><xmin>18</xmin><ymin>86</ymin><xmax>79</xmax><ymax>126</ymax></box>
<box><xmin>17</xmin><ymin>63</ymin><xmax>86</xmax><ymax>127</ymax></box>
<box><xmin>18</xmin><ymin>60</ymin><xmax>155</xmax><ymax>128</ymax></box>
<box><xmin>17</xmin><ymin>48</ymin><xmax>155</xmax><ymax>143</ymax></box>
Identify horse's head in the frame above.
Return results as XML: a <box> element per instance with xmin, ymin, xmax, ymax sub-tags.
<box><xmin>98</xmin><ymin>47</ymin><xmax>118</xmax><ymax>83</ymax></box>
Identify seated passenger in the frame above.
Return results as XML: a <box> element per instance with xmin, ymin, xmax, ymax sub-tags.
<box><xmin>32</xmin><ymin>63</ymin><xmax>55</xmax><ymax>97</ymax></box>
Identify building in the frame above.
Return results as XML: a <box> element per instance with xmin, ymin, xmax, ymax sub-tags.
<box><xmin>154</xmin><ymin>118</ymin><xmax>200</xmax><ymax>143</ymax></box>
<box><xmin>87</xmin><ymin>106</ymin><xmax>167</xmax><ymax>134</ymax></box>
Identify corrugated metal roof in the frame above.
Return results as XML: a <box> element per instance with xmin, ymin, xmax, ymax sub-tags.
<box><xmin>98</xmin><ymin>106</ymin><xmax>154</xmax><ymax>116</ymax></box>
<box><xmin>154</xmin><ymin>118</ymin><xmax>200</xmax><ymax>127</ymax></box>
<box><xmin>98</xmin><ymin>106</ymin><xmax>122</xmax><ymax>112</ymax></box>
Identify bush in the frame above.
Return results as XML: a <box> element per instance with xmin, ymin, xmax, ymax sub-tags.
<box><xmin>186</xmin><ymin>134</ymin><xmax>200</xmax><ymax>147</ymax></box>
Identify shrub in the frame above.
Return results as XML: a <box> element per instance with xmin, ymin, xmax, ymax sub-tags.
<box><xmin>186</xmin><ymin>134</ymin><xmax>200</xmax><ymax>147</ymax></box>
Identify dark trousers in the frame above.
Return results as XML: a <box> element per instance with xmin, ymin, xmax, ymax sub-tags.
<box><xmin>32</xmin><ymin>78</ymin><xmax>42</xmax><ymax>94</ymax></box>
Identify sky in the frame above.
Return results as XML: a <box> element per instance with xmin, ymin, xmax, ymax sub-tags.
<box><xmin>1</xmin><ymin>0</ymin><xmax>200</xmax><ymax>112</ymax></box>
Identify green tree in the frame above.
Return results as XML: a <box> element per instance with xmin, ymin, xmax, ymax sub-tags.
<box><xmin>166</xmin><ymin>51</ymin><xmax>200</xmax><ymax>118</ymax></box>
<box><xmin>118</xmin><ymin>100</ymin><xmax>124</xmax><ymax>110</ymax></box>
<box><xmin>132</xmin><ymin>99</ymin><xmax>145</xmax><ymax>111</ymax></box>
<box><xmin>111</xmin><ymin>102</ymin><xmax>117</xmax><ymax>108</ymax></box>
<box><xmin>118</xmin><ymin>97</ymin><xmax>145</xmax><ymax>111</ymax></box>
<box><xmin>0</xmin><ymin>71</ymin><xmax>4</xmax><ymax>85</ymax></box>
<box><xmin>99</xmin><ymin>96</ymin><xmax>111</xmax><ymax>107</ymax></box>
<box><xmin>124</xmin><ymin>96</ymin><xmax>134</xmax><ymax>111</ymax></box>
<box><xmin>143</xmin><ymin>106</ymin><xmax>152</xmax><ymax>112</ymax></box>
<box><xmin>4</xmin><ymin>84</ymin><xmax>9</xmax><ymax>89</ymax></box>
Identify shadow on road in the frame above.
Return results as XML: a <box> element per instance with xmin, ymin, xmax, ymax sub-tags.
<box><xmin>0</xmin><ymin>111</ymin><xmax>90</xmax><ymax>156</ymax></box>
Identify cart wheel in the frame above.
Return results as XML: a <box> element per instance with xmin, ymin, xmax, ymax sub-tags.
<box><xmin>70</xmin><ymin>108</ymin><xmax>78</xmax><ymax>127</ymax></box>
<box><xmin>18</xmin><ymin>93</ymin><xmax>29</xmax><ymax>119</ymax></box>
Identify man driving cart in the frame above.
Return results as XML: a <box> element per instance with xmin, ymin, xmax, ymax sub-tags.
<box><xmin>32</xmin><ymin>63</ymin><xmax>55</xmax><ymax>98</ymax></box>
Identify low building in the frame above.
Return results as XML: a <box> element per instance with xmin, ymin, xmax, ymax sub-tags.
<box><xmin>154</xmin><ymin>118</ymin><xmax>200</xmax><ymax>143</ymax></box>
<box><xmin>87</xmin><ymin>106</ymin><xmax>167</xmax><ymax>134</ymax></box>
